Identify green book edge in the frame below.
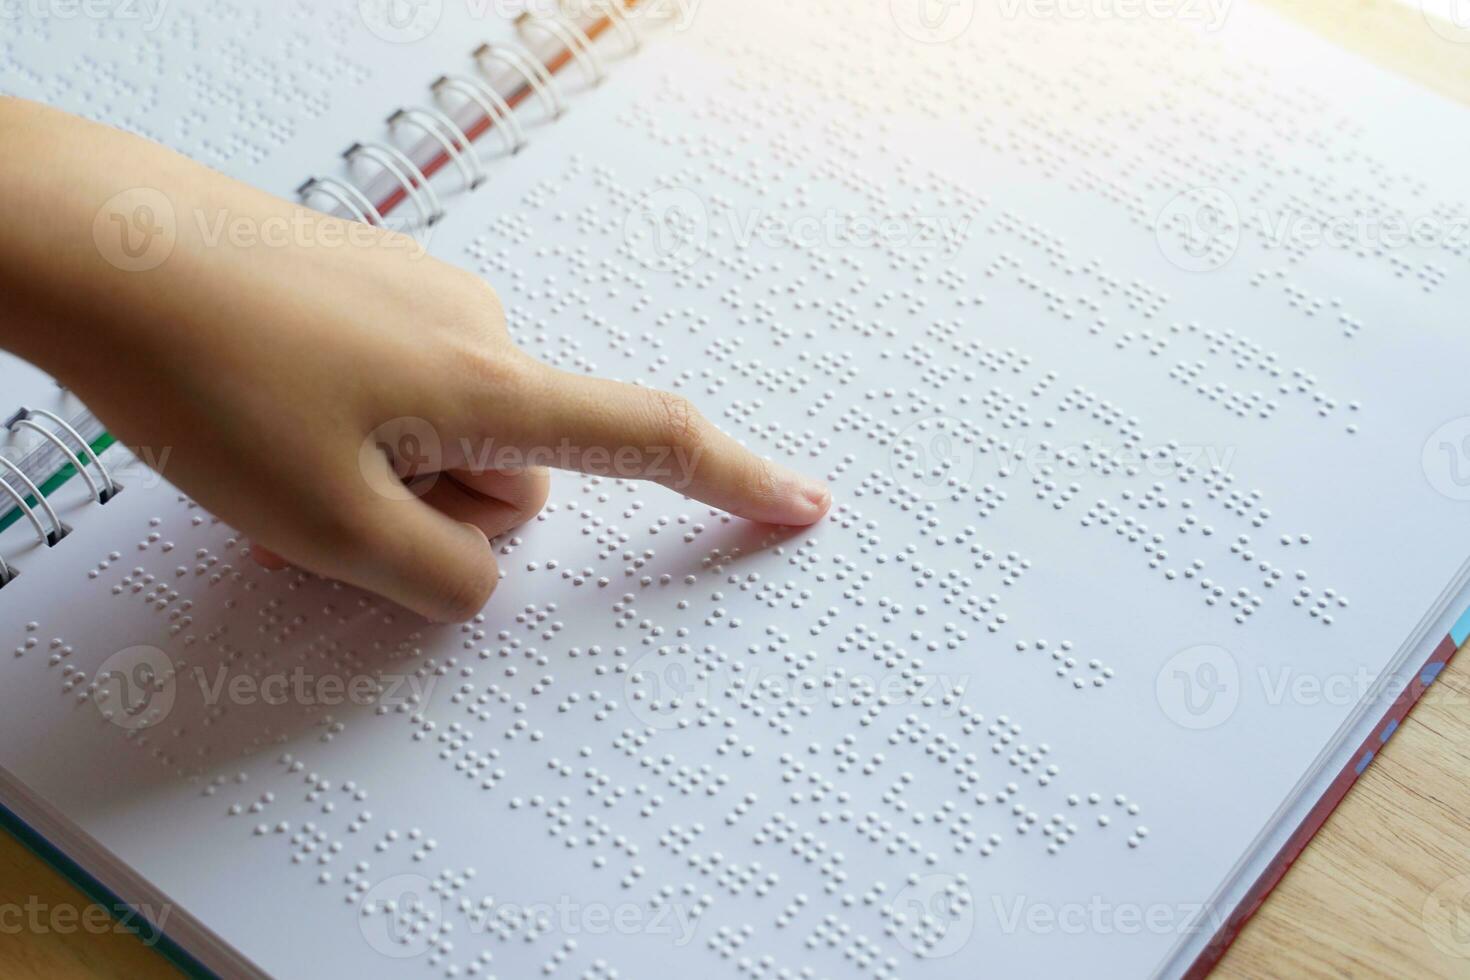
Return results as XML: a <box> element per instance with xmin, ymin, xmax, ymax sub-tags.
<box><xmin>0</xmin><ymin>802</ymin><xmax>215</xmax><ymax>978</ymax></box>
<box><xmin>2</xmin><ymin>433</ymin><xmax>213</xmax><ymax>973</ymax></box>
<box><xmin>0</xmin><ymin>433</ymin><xmax>117</xmax><ymax>536</ymax></box>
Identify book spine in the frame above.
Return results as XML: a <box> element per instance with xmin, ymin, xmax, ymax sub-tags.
<box><xmin>299</xmin><ymin>1</ymin><xmax>648</xmax><ymax>228</ymax></box>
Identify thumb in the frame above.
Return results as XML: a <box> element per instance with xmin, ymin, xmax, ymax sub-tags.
<box><xmin>330</xmin><ymin>459</ymin><xmax>501</xmax><ymax>623</ymax></box>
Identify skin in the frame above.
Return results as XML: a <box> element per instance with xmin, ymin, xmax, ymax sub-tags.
<box><xmin>0</xmin><ymin>97</ymin><xmax>831</xmax><ymax>622</ymax></box>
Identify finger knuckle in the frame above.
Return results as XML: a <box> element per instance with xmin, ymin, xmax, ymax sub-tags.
<box><xmin>746</xmin><ymin>456</ymin><xmax>781</xmax><ymax>502</ymax></box>
<box><xmin>516</xmin><ymin>468</ymin><xmax>552</xmax><ymax>520</ymax></box>
<box><xmin>651</xmin><ymin>389</ymin><xmax>703</xmax><ymax>451</ymax></box>
<box><xmin>314</xmin><ymin>499</ymin><xmax>383</xmax><ymax>564</ymax></box>
<box><xmin>377</xmin><ymin>226</ymin><xmax>423</xmax><ymax>256</ymax></box>
<box><xmin>433</xmin><ymin>268</ymin><xmax>508</xmax><ymax>343</ymax></box>
<box><xmin>430</xmin><ymin>559</ymin><xmax>499</xmax><ymax>623</ymax></box>
<box><xmin>466</xmin><ymin>273</ymin><xmax>506</xmax><ymax>320</ymax></box>
<box><xmin>461</xmin><ymin>345</ymin><xmax>533</xmax><ymax>396</ymax></box>
<box><xmin>443</xmin><ymin>269</ymin><xmax>504</xmax><ymax>324</ymax></box>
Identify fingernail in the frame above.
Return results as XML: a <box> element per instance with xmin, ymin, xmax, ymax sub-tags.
<box><xmin>774</xmin><ymin>467</ymin><xmax>831</xmax><ymax>524</ymax></box>
<box><xmin>801</xmin><ymin>481</ymin><xmax>831</xmax><ymax>512</ymax></box>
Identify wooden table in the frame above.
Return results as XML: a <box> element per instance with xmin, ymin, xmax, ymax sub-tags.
<box><xmin>1201</xmin><ymin>0</ymin><xmax>1470</xmax><ymax>969</ymax></box>
<box><xmin>3</xmin><ymin>2</ymin><xmax>1469</xmax><ymax>977</ymax></box>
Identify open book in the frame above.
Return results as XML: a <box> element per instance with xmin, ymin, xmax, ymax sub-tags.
<box><xmin>2</xmin><ymin>1</ymin><xmax>1469</xmax><ymax>976</ymax></box>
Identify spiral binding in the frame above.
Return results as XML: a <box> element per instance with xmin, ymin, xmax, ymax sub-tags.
<box><xmin>431</xmin><ymin>74</ymin><xmax>526</xmax><ymax>157</ymax></box>
<box><xmin>514</xmin><ymin>10</ymin><xmax>608</xmax><ymax>86</ymax></box>
<box><xmin>2</xmin><ymin>2</ymin><xmax>647</xmax><ymax>591</ymax></box>
<box><xmin>0</xmin><ymin>458</ymin><xmax>65</xmax><ymax>546</ymax></box>
<box><xmin>474</xmin><ymin>43</ymin><xmax>566</xmax><ymax>120</ymax></box>
<box><xmin>297</xmin><ymin>2</ymin><xmax>645</xmax><ymax>233</ymax></box>
<box><xmin>19</xmin><ymin>407</ymin><xmax>118</xmax><ymax>503</ymax></box>
<box><xmin>0</xmin><ymin>465</ymin><xmax>55</xmax><ymax>588</ymax></box>
<box><xmin>297</xmin><ymin>176</ymin><xmax>384</xmax><ymax>226</ymax></box>
<box><xmin>388</xmin><ymin>107</ymin><xmax>485</xmax><ymax>191</ymax></box>
<box><xmin>0</xmin><ymin>407</ymin><xmax>116</xmax><ymax>588</ymax></box>
<box><xmin>346</xmin><ymin>140</ymin><xmax>446</xmax><ymax>225</ymax></box>
<box><xmin>587</xmin><ymin>0</ymin><xmax>642</xmax><ymax>53</ymax></box>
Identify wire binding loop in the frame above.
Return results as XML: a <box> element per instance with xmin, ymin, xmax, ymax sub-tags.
<box><xmin>8</xmin><ymin>418</ymin><xmax>101</xmax><ymax>503</ymax></box>
<box><xmin>0</xmin><ymin>473</ymin><xmax>53</xmax><ymax>548</ymax></box>
<box><xmin>515</xmin><ymin>11</ymin><xmax>607</xmax><ymax>86</ymax></box>
<box><xmin>432</xmin><ymin>74</ymin><xmax>527</xmax><ymax>156</ymax></box>
<box><xmin>14</xmin><ymin>407</ymin><xmax>117</xmax><ymax>501</ymax></box>
<box><xmin>389</xmin><ymin>106</ymin><xmax>486</xmax><ymax>191</ymax></box>
<box><xmin>580</xmin><ymin>0</ymin><xmax>641</xmax><ymax>53</ymax></box>
<box><xmin>297</xmin><ymin>176</ymin><xmax>385</xmax><ymax>227</ymax></box>
<box><xmin>0</xmin><ymin>456</ymin><xmax>66</xmax><ymax>545</ymax></box>
<box><xmin>346</xmin><ymin>141</ymin><xmax>445</xmax><ymax>226</ymax></box>
<box><xmin>474</xmin><ymin>42</ymin><xmax>566</xmax><ymax>120</ymax></box>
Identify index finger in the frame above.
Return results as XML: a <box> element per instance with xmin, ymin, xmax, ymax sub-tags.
<box><xmin>503</xmin><ymin>364</ymin><xmax>831</xmax><ymax>526</ymax></box>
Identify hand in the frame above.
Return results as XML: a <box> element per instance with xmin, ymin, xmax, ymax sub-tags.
<box><xmin>0</xmin><ymin>98</ymin><xmax>831</xmax><ymax>622</ymax></box>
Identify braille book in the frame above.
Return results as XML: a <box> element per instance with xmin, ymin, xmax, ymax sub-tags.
<box><xmin>3</xmin><ymin>1</ymin><xmax>1470</xmax><ymax>977</ymax></box>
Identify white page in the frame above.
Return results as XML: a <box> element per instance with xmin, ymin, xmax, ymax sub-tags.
<box><xmin>2</xmin><ymin>2</ymin><xmax>1470</xmax><ymax>978</ymax></box>
<box><xmin>0</xmin><ymin>353</ymin><xmax>89</xmax><ymax>472</ymax></box>
<box><xmin>0</xmin><ymin>0</ymin><xmax>542</xmax><ymax>201</ymax></box>
<box><xmin>0</xmin><ymin>0</ymin><xmax>534</xmax><ymax>507</ymax></box>
<box><xmin>0</xmin><ymin>354</ymin><xmax>63</xmax><ymax>418</ymax></box>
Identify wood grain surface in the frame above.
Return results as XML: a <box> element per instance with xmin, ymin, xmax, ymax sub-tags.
<box><xmin>1215</xmin><ymin>0</ymin><xmax>1470</xmax><ymax>970</ymax></box>
<box><xmin>2</xmin><ymin>1</ymin><xmax>1468</xmax><ymax>976</ymax></box>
